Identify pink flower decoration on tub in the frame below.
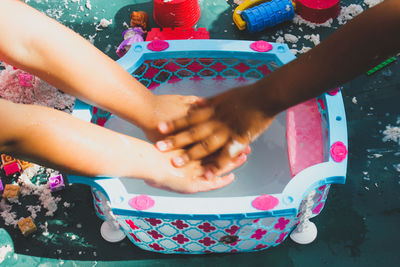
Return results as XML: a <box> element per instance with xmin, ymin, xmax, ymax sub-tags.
<box><xmin>275</xmin><ymin>232</ymin><xmax>288</xmax><ymax>243</ymax></box>
<box><xmin>129</xmin><ymin>195</ymin><xmax>155</xmax><ymax>210</ymax></box>
<box><xmin>125</xmin><ymin>219</ymin><xmax>139</xmax><ymax>230</ymax></box>
<box><xmin>147</xmin><ymin>40</ymin><xmax>169</xmax><ymax>51</ymax></box>
<box><xmin>330</xmin><ymin>141</ymin><xmax>347</xmax><ymax>162</ymax></box>
<box><xmin>172</xmin><ymin>234</ymin><xmax>189</xmax><ymax>244</ymax></box>
<box><xmin>251</xmin><ymin>229</ymin><xmax>267</xmax><ymax>240</ymax></box>
<box><xmin>149</xmin><ymin>243</ymin><xmax>164</xmax><ymax>251</ymax></box>
<box><xmin>250</xmin><ymin>40</ymin><xmax>273</xmax><ymax>52</ymax></box>
<box><xmin>252</xmin><ymin>194</ymin><xmax>279</xmax><ymax>210</ymax></box>
<box><xmin>274</xmin><ymin>217</ymin><xmax>290</xmax><ymax>231</ymax></box>
<box><xmin>313</xmin><ymin>203</ymin><xmax>324</xmax><ymax>214</ymax></box>
<box><xmin>171</xmin><ymin>220</ymin><xmax>189</xmax><ymax>229</ymax></box>
<box><xmin>145</xmin><ymin>218</ymin><xmax>162</xmax><ymax>226</ymax></box>
<box><xmin>198</xmin><ymin>222</ymin><xmax>216</xmax><ymax>233</ymax></box>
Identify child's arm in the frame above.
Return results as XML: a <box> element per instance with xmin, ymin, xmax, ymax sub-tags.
<box><xmin>0</xmin><ymin>0</ymin><xmax>195</xmax><ymax>139</ymax></box>
<box><xmin>0</xmin><ymin>98</ymin><xmax>239</xmax><ymax>193</ymax></box>
<box><xmin>155</xmin><ymin>0</ymin><xmax>400</xmax><ymax>172</ymax></box>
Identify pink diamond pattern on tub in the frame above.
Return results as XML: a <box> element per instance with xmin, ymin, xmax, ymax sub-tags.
<box><xmin>182</xmin><ymin>228</ymin><xmax>205</xmax><ymax>240</ymax></box>
<box><xmin>91</xmin><ymin>188</ymin><xmax>301</xmax><ymax>253</ymax></box>
<box><xmin>212</xmin><ymin>220</ymin><xmax>231</xmax><ymax>228</ymax></box>
<box><xmin>131</xmin><ymin>218</ymin><xmax>151</xmax><ymax>230</ymax></box>
<box><xmin>159</xmin><ymin>239</ymin><xmax>178</xmax><ymax>250</ymax></box>
<box><xmin>157</xmin><ymin>224</ymin><xmax>178</xmax><ymax>237</ymax></box>
<box><xmin>211</xmin><ymin>244</ymin><xmax>231</xmax><ymax>253</ymax></box>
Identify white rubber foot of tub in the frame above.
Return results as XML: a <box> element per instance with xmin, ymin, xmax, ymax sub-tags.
<box><xmin>290</xmin><ymin>221</ymin><xmax>317</xmax><ymax>245</ymax></box>
<box><xmin>100</xmin><ymin>221</ymin><xmax>126</xmax><ymax>243</ymax></box>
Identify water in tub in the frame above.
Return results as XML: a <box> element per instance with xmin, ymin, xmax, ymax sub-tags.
<box><xmin>106</xmin><ymin>78</ymin><xmax>291</xmax><ymax>197</ymax></box>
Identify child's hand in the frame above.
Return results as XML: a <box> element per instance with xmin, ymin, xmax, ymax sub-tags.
<box><xmin>155</xmin><ymin>84</ymin><xmax>275</xmax><ymax>174</ymax></box>
<box><xmin>145</xmin><ymin>148</ymin><xmax>247</xmax><ymax>194</ymax></box>
<box><xmin>142</xmin><ymin>94</ymin><xmax>201</xmax><ymax>142</ymax></box>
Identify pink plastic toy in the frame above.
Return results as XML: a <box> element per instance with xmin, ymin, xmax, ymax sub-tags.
<box><xmin>330</xmin><ymin>141</ymin><xmax>348</xmax><ymax>162</ymax></box>
<box><xmin>296</xmin><ymin>0</ymin><xmax>340</xmax><ymax>23</ymax></box>
<box><xmin>153</xmin><ymin>0</ymin><xmax>201</xmax><ymax>29</ymax></box>
<box><xmin>252</xmin><ymin>194</ymin><xmax>280</xmax><ymax>210</ymax></box>
<box><xmin>129</xmin><ymin>195</ymin><xmax>155</xmax><ymax>210</ymax></box>
<box><xmin>19</xmin><ymin>73</ymin><xmax>33</xmax><ymax>87</ymax></box>
<box><xmin>48</xmin><ymin>174</ymin><xmax>65</xmax><ymax>192</ymax></box>
<box><xmin>116</xmin><ymin>27</ymin><xmax>146</xmax><ymax>58</ymax></box>
<box><xmin>3</xmin><ymin>162</ymin><xmax>21</xmax><ymax>176</ymax></box>
<box><xmin>147</xmin><ymin>40</ymin><xmax>169</xmax><ymax>52</ymax></box>
<box><xmin>250</xmin><ymin>41</ymin><xmax>273</xmax><ymax>52</ymax></box>
<box><xmin>146</xmin><ymin>27</ymin><xmax>209</xmax><ymax>41</ymax></box>
<box><xmin>0</xmin><ymin>179</ymin><xmax>3</xmax><ymax>193</ymax></box>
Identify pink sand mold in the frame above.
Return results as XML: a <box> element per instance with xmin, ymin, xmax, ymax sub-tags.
<box><xmin>250</xmin><ymin>40</ymin><xmax>273</xmax><ymax>52</ymax></box>
<box><xmin>48</xmin><ymin>174</ymin><xmax>65</xmax><ymax>192</ymax></box>
<box><xmin>330</xmin><ymin>141</ymin><xmax>347</xmax><ymax>162</ymax></box>
<box><xmin>129</xmin><ymin>195</ymin><xmax>155</xmax><ymax>210</ymax></box>
<box><xmin>3</xmin><ymin>162</ymin><xmax>21</xmax><ymax>176</ymax></box>
<box><xmin>252</xmin><ymin>194</ymin><xmax>279</xmax><ymax>210</ymax></box>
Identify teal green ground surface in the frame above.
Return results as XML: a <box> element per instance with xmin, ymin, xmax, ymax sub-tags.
<box><xmin>1</xmin><ymin>0</ymin><xmax>400</xmax><ymax>266</ymax></box>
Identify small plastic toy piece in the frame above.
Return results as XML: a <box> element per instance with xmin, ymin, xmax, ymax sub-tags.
<box><xmin>1</xmin><ymin>154</ymin><xmax>17</xmax><ymax>167</ymax></box>
<box><xmin>116</xmin><ymin>27</ymin><xmax>146</xmax><ymax>57</ymax></box>
<box><xmin>153</xmin><ymin>0</ymin><xmax>201</xmax><ymax>29</ymax></box>
<box><xmin>296</xmin><ymin>0</ymin><xmax>340</xmax><ymax>24</ymax></box>
<box><xmin>19</xmin><ymin>73</ymin><xmax>33</xmax><ymax>87</ymax></box>
<box><xmin>290</xmin><ymin>220</ymin><xmax>317</xmax><ymax>244</ymax></box>
<box><xmin>48</xmin><ymin>174</ymin><xmax>65</xmax><ymax>192</ymax></box>
<box><xmin>130</xmin><ymin>11</ymin><xmax>149</xmax><ymax>30</ymax></box>
<box><xmin>17</xmin><ymin>217</ymin><xmax>37</xmax><ymax>236</ymax></box>
<box><xmin>250</xmin><ymin>40</ymin><xmax>273</xmax><ymax>52</ymax></box>
<box><xmin>366</xmin><ymin>56</ymin><xmax>397</xmax><ymax>76</ymax></box>
<box><xmin>3</xmin><ymin>161</ymin><xmax>21</xmax><ymax>176</ymax></box>
<box><xmin>241</xmin><ymin>0</ymin><xmax>295</xmax><ymax>33</ymax></box>
<box><xmin>100</xmin><ymin>220</ymin><xmax>126</xmax><ymax>243</ymax></box>
<box><xmin>252</xmin><ymin>194</ymin><xmax>279</xmax><ymax>210</ymax></box>
<box><xmin>233</xmin><ymin>0</ymin><xmax>269</xmax><ymax>30</ymax></box>
<box><xmin>129</xmin><ymin>195</ymin><xmax>155</xmax><ymax>211</ymax></box>
<box><xmin>146</xmin><ymin>27</ymin><xmax>210</xmax><ymax>41</ymax></box>
<box><xmin>327</xmin><ymin>87</ymin><xmax>340</xmax><ymax>96</ymax></box>
<box><xmin>116</xmin><ymin>11</ymin><xmax>149</xmax><ymax>58</ymax></box>
<box><xmin>17</xmin><ymin>159</ymin><xmax>34</xmax><ymax>171</ymax></box>
<box><xmin>147</xmin><ymin>40</ymin><xmax>169</xmax><ymax>52</ymax></box>
<box><xmin>0</xmin><ymin>179</ymin><xmax>3</xmax><ymax>193</ymax></box>
<box><xmin>330</xmin><ymin>141</ymin><xmax>347</xmax><ymax>162</ymax></box>
<box><xmin>3</xmin><ymin>184</ymin><xmax>20</xmax><ymax>200</ymax></box>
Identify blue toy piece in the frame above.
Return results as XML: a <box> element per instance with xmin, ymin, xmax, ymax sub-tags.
<box><xmin>242</xmin><ymin>0</ymin><xmax>295</xmax><ymax>33</ymax></box>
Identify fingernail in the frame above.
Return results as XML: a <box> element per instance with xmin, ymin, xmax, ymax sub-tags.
<box><xmin>226</xmin><ymin>173</ymin><xmax>235</xmax><ymax>180</ymax></box>
<box><xmin>156</xmin><ymin>140</ymin><xmax>170</xmax><ymax>151</ymax></box>
<box><xmin>172</xmin><ymin>156</ymin><xmax>186</xmax><ymax>167</ymax></box>
<box><xmin>235</xmin><ymin>153</ymin><xmax>247</xmax><ymax>164</ymax></box>
<box><xmin>158</xmin><ymin>122</ymin><xmax>169</xmax><ymax>133</ymax></box>
<box><xmin>205</xmin><ymin>169</ymin><xmax>215</xmax><ymax>180</ymax></box>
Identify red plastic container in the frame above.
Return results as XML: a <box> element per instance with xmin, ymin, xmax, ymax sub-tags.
<box><xmin>296</xmin><ymin>0</ymin><xmax>340</xmax><ymax>23</ymax></box>
<box><xmin>153</xmin><ymin>0</ymin><xmax>201</xmax><ymax>29</ymax></box>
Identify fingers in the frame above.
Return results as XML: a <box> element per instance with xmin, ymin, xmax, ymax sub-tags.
<box><xmin>193</xmin><ymin>173</ymin><xmax>235</xmax><ymax>193</ymax></box>
<box><xmin>204</xmin><ymin>140</ymin><xmax>250</xmax><ymax>176</ymax></box>
<box><xmin>156</xmin><ymin>121</ymin><xmax>221</xmax><ymax>151</ymax></box>
<box><xmin>158</xmin><ymin>107</ymin><xmax>214</xmax><ymax>134</ymax></box>
<box><xmin>170</xmin><ymin>128</ymin><xmax>230</xmax><ymax>167</ymax></box>
<box><xmin>145</xmin><ymin>173</ymin><xmax>235</xmax><ymax>194</ymax></box>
